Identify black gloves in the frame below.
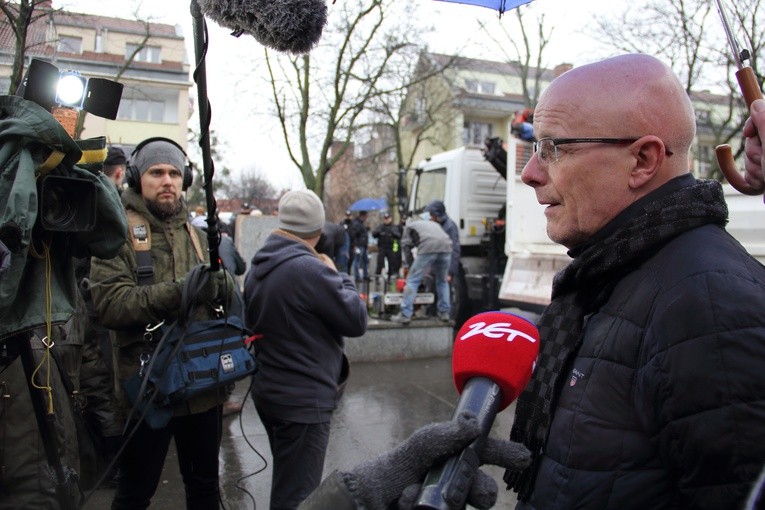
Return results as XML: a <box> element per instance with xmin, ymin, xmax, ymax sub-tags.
<box><xmin>186</xmin><ymin>264</ymin><xmax>234</xmax><ymax>304</ymax></box>
<box><xmin>340</xmin><ymin>411</ymin><xmax>530</xmax><ymax>510</ymax></box>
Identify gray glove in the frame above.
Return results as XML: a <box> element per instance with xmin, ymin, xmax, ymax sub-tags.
<box><xmin>341</xmin><ymin>411</ymin><xmax>531</xmax><ymax>510</ymax></box>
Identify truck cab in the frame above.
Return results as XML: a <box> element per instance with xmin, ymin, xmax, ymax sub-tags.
<box><xmin>408</xmin><ymin>146</ymin><xmax>509</xmax><ymax>325</ymax></box>
<box><xmin>407</xmin><ymin>139</ymin><xmax>765</xmax><ymax>328</ymax></box>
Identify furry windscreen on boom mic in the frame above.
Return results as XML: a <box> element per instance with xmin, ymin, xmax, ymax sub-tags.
<box><xmin>197</xmin><ymin>0</ymin><xmax>328</xmax><ymax>54</ymax></box>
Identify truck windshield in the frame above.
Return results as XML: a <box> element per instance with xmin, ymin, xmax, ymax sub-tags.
<box><xmin>414</xmin><ymin>168</ymin><xmax>446</xmax><ymax>213</ymax></box>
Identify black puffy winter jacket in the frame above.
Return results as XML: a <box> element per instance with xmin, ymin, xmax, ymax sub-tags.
<box><xmin>517</xmin><ymin>223</ymin><xmax>765</xmax><ymax>509</ymax></box>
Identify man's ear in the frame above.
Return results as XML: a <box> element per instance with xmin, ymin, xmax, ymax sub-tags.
<box><xmin>628</xmin><ymin>136</ymin><xmax>666</xmax><ymax>190</ymax></box>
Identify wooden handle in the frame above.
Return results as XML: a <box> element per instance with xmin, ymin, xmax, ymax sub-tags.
<box><xmin>715</xmin><ymin>67</ymin><xmax>764</xmax><ymax>195</ymax></box>
<box><xmin>737</xmin><ymin>67</ymin><xmax>764</xmax><ymax>107</ymax></box>
<box><xmin>716</xmin><ymin>144</ymin><xmax>764</xmax><ymax>195</ymax></box>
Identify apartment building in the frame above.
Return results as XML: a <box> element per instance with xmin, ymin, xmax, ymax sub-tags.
<box><xmin>401</xmin><ymin>52</ymin><xmax>743</xmax><ymax>178</ymax></box>
<box><xmin>0</xmin><ymin>1</ymin><xmax>192</xmax><ymax>151</ymax></box>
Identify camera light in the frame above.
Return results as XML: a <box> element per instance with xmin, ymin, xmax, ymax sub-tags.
<box><xmin>55</xmin><ymin>72</ymin><xmax>87</xmax><ymax>108</ymax></box>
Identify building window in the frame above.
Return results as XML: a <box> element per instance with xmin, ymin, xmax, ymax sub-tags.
<box><xmin>117</xmin><ymin>98</ymin><xmax>167</xmax><ymax>122</ymax></box>
<box><xmin>464</xmin><ymin>79</ymin><xmax>495</xmax><ymax>95</ymax></box>
<box><xmin>126</xmin><ymin>44</ymin><xmax>162</xmax><ymax>64</ymax></box>
<box><xmin>480</xmin><ymin>81</ymin><xmax>495</xmax><ymax>94</ymax></box>
<box><xmin>695</xmin><ymin>143</ymin><xmax>714</xmax><ymax>179</ymax></box>
<box><xmin>515</xmin><ymin>142</ymin><xmax>534</xmax><ymax>175</ymax></box>
<box><xmin>695</xmin><ymin>109</ymin><xmax>711</xmax><ymax>124</ymax></box>
<box><xmin>58</xmin><ymin>36</ymin><xmax>82</xmax><ymax>54</ymax></box>
<box><xmin>463</xmin><ymin>121</ymin><xmax>493</xmax><ymax>146</ymax></box>
<box><xmin>415</xmin><ymin>96</ymin><xmax>426</xmax><ymax>124</ymax></box>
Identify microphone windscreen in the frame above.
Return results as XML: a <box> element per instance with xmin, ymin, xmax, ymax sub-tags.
<box><xmin>197</xmin><ymin>0</ymin><xmax>328</xmax><ymax>54</ymax></box>
<box><xmin>452</xmin><ymin>311</ymin><xmax>539</xmax><ymax>411</ymax></box>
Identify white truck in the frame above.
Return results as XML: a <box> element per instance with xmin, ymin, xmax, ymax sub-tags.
<box><xmin>407</xmin><ymin>139</ymin><xmax>765</xmax><ymax>324</ymax></box>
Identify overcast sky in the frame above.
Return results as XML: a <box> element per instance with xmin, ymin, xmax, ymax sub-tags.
<box><xmin>51</xmin><ymin>0</ymin><xmax>650</xmax><ymax>189</ymax></box>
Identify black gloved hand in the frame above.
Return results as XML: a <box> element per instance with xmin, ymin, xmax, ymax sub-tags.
<box><xmin>340</xmin><ymin>411</ymin><xmax>531</xmax><ymax>510</ymax></box>
<box><xmin>192</xmin><ymin>265</ymin><xmax>232</xmax><ymax>304</ymax></box>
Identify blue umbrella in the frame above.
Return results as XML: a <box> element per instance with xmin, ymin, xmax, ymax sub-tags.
<box><xmin>348</xmin><ymin>197</ymin><xmax>388</xmax><ymax>212</ymax></box>
<box><xmin>435</xmin><ymin>0</ymin><xmax>534</xmax><ymax>16</ymax></box>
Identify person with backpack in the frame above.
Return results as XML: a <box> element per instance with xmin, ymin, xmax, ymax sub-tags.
<box><xmin>89</xmin><ymin>138</ymin><xmax>235</xmax><ymax>509</ymax></box>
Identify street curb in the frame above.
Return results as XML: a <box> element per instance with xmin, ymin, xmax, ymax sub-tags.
<box><xmin>344</xmin><ymin>319</ymin><xmax>454</xmax><ymax>362</ymax></box>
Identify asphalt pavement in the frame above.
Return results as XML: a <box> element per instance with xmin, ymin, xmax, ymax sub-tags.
<box><xmin>84</xmin><ymin>356</ymin><xmax>521</xmax><ymax>509</ymax></box>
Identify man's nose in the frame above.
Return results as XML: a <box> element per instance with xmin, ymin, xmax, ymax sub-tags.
<box><xmin>520</xmin><ymin>156</ymin><xmax>546</xmax><ymax>188</ymax></box>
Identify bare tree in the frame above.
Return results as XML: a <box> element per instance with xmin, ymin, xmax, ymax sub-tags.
<box><xmin>592</xmin><ymin>0</ymin><xmax>764</xmax><ymax>179</ymax></box>
<box><xmin>186</xmin><ymin>126</ymin><xmax>232</xmax><ymax>207</ymax></box>
<box><xmin>0</xmin><ymin>0</ymin><xmax>57</xmax><ymax>93</ymax></box>
<box><xmin>264</xmin><ymin>0</ymin><xmax>429</xmax><ymax>199</ymax></box>
<box><xmin>478</xmin><ymin>4</ymin><xmax>554</xmax><ymax>108</ymax></box>
<box><xmin>0</xmin><ymin>2</ymin><xmax>168</xmax><ymax>139</ymax></box>
<box><xmin>372</xmin><ymin>52</ymin><xmax>462</xmax><ymax>172</ymax></box>
<box><xmin>221</xmin><ymin>168</ymin><xmax>279</xmax><ymax>210</ymax></box>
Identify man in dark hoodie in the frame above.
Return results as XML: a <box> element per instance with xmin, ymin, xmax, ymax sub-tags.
<box><xmin>244</xmin><ymin>189</ymin><xmax>368</xmax><ymax>510</ymax></box>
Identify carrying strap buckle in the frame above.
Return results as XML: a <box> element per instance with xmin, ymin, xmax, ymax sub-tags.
<box><xmin>143</xmin><ymin>320</ymin><xmax>165</xmax><ymax>342</ymax></box>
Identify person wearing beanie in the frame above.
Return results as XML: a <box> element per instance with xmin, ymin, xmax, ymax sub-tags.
<box><xmin>89</xmin><ymin>137</ymin><xmax>235</xmax><ymax>509</ymax></box>
<box><xmin>426</xmin><ymin>200</ymin><xmax>461</xmax><ymax>281</ymax></box>
<box><xmin>244</xmin><ymin>189</ymin><xmax>368</xmax><ymax>509</ymax></box>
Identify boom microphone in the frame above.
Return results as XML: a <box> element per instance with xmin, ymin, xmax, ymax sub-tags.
<box><xmin>415</xmin><ymin>311</ymin><xmax>540</xmax><ymax>510</ymax></box>
<box><xmin>196</xmin><ymin>0</ymin><xmax>328</xmax><ymax>54</ymax></box>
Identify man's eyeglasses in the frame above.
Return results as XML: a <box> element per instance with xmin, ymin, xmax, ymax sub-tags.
<box><xmin>532</xmin><ymin>137</ymin><xmax>673</xmax><ymax>166</ymax></box>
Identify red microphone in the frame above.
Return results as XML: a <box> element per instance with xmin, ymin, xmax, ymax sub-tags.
<box><xmin>415</xmin><ymin>311</ymin><xmax>540</xmax><ymax>510</ymax></box>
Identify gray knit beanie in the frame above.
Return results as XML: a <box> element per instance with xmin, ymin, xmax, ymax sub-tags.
<box><xmin>131</xmin><ymin>140</ymin><xmax>186</xmax><ymax>176</ymax></box>
<box><xmin>278</xmin><ymin>189</ymin><xmax>325</xmax><ymax>238</ymax></box>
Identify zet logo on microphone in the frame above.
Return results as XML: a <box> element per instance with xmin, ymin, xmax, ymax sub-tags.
<box><xmin>459</xmin><ymin>321</ymin><xmax>538</xmax><ymax>344</ymax></box>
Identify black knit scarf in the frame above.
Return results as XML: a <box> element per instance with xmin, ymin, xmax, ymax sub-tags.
<box><xmin>504</xmin><ymin>178</ymin><xmax>728</xmax><ymax>500</ymax></box>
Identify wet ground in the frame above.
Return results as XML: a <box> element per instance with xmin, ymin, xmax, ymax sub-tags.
<box><xmin>84</xmin><ymin>356</ymin><xmax>520</xmax><ymax>509</ymax></box>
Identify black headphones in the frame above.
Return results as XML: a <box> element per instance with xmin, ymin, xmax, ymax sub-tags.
<box><xmin>125</xmin><ymin>137</ymin><xmax>194</xmax><ymax>193</ymax></box>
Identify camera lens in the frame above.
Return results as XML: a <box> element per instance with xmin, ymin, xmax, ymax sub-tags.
<box><xmin>39</xmin><ymin>175</ymin><xmax>97</xmax><ymax>232</ymax></box>
<box><xmin>41</xmin><ymin>181</ymin><xmax>76</xmax><ymax>229</ymax></box>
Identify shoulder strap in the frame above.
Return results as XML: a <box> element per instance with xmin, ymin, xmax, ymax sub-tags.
<box><xmin>185</xmin><ymin>223</ymin><xmax>205</xmax><ymax>263</ymax></box>
<box><xmin>125</xmin><ymin>210</ymin><xmax>154</xmax><ymax>286</ymax></box>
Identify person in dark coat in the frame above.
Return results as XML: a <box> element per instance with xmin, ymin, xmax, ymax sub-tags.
<box><xmin>299</xmin><ymin>52</ymin><xmax>765</xmax><ymax>510</ymax></box>
<box><xmin>500</xmin><ymin>53</ymin><xmax>765</xmax><ymax>509</ymax></box>
<box><xmin>349</xmin><ymin>210</ymin><xmax>369</xmax><ymax>281</ymax></box>
<box><xmin>316</xmin><ymin>221</ymin><xmax>350</xmax><ymax>273</ymax></box>
<box><xmin>340</xmin><ymin>210</ymin><xmax>354</xmax><ymax>272</ymax></box>
<box><xmin>244</xmin><ymin>190</ymin><xmax>367</xmax><ymax>510</ymax></box>
<box><xmin>371</xmin><ymin>211</ymin><xmax>401</xmax><ymax>278</ymax></box>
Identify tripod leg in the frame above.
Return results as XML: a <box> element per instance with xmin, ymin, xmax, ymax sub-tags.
<box><xmin>15</xmin><ymin>333</ymin><xmax>79</xmax><ymax>510</ymax></box>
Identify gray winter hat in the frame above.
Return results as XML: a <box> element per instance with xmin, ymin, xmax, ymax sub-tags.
<box><xmin>131</xmin><ymin>140</ymin><xmax>186</xmax><ymax>176</ymax></box>
<box><xmin>278</xmin><ymin>189</ymin><xmax>325</xmax><ymax>238</ymax></box>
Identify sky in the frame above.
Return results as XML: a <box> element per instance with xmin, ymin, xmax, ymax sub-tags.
<box><xmin>50</xmin><ymin>0</ymin><xmax>644</xmax><ymax>190</ymax></box>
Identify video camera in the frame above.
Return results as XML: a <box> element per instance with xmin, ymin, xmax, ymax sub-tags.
<box><xmin>0</xmin><ymin>61</ymin><xmax>128</xmax><ymax>340</ymax></box>
<box><xmin>17</xmin><ymin>58</ymin><xmax>123</xmax><ymax>232</ymax></box>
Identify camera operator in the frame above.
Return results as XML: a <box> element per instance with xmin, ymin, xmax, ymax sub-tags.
<box><xmin>88</xmin><ymin>138</ymin><xmax>235</xmax><ymax>509</ymax></box>
<box><xmin>0</xmin><ymin>94</ymin><xmax>127</xmax><ymax>509</ymax></box>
